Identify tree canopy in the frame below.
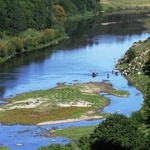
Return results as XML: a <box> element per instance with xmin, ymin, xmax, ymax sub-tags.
<box><xmin>0</xmin><ymin>0</ymin><xmax>100</xmax><ymax>35</ymax></box>
<box><xmin>79</xmin><ymin>114</ymin><xmax>149</xmax><ymax>150</ymax></box>
<box><xmin>39</xmin><ymin>114</ymin><xmax>149</xmax><ymax>150</ymax></box>
<box><xmin>143</xmin><ymin>51</ymin><xmax>150</xmax><ymax>77</ymax></box>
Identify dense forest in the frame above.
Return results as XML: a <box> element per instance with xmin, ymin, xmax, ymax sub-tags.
<box><xmin>0</xmin><ymin>0</ymin><xmax>100</xmax><ymax>61</ymax></box>
<box><xmin>0</xmin><ymin>0</ymin><xmax>100</xmax><ymax>34</ymax></box>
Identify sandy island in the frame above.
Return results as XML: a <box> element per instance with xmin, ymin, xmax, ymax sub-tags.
<box><xmin>0</xmin><ymin>81</ymin><xmax>129</xmax><ymax>125</ymax></box>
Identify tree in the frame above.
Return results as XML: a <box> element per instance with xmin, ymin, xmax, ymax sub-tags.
<box><xmin>58</xmin><ymin>0</ymin><xmax>78</xmax><ymax>16</ymax></box>
<box><xmin>43</xmin><ymin>0</ymin><xmax>53</xmax><ymax>28</ymax></box>
<box><xmin>44</xmin><ymin>28</ymin><xmax>55</xmax><ymax>42</ymax></box>
<box><xmin>0</xmin><ymin>0</ymin><xmax>7</xmax><ymax>32</ymax></box>
<box><xmin>143</xmin><ymin>52</ymin><xmax>150</xmax><ymax>76</ymax></box>
<box><xmin>5</xmin><ymin>0</ymin><xmax>26</xmax><ymax>34</ymax></box>
<box><xmin>72</xmin><ymin>0</ymin><xmax>86</xmax><ymax>14</ymax></box>
<box><xmin>53</xmin><ymin>4</ymin><xmax>66</xmax><ymax>24</ymax></box>
<box><xmin>79</xmin><ymin>114</ymin><xmax>149</xmax><ymax>150</ymax></box>
<box><xmin>126</xmin><ymin>48</ymin><xmax>136</xmax><ymax>63</ymax></box>
<box><xmin>0</xmin><ymin>42</ymin><xmax>7</xmax><ymax>58</ymax></box>
<box><xmin>142</xmin><ymin>82</ymin><xmax>150</xmax><ymax>125</ymax></box>
<box><xmin>31</xmin><ymin>0</ymin><xmax>47</xmax><ymax>30</ymax></box>
<box><xmin>11</xmin><ymin>37</ymin><xmax>24</xmax><ymax>53</ymax></box>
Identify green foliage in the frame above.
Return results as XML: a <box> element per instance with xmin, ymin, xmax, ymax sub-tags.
<box><xmin>78</xmin><ymin>114</ymin><xmax>149</xmax><ymax>150</ymax></box>
<box><xmin>55</xmin><ymin>125</ymin><xmax>96</xmax><ymax>141</ymax></box>
<box><xmin>143</xmin><ymin>51</ymin><xmax>150</xmax><ymax>76</ymax></box>
<box><xmin>11</xmin><ymin>37</ymin><xmax>24</xmax><ymax>53</ymax></box>
<box><xmin>39</xmin><ymin>114</ymin><xmax>149</xmax><ymax>150</ymax></box>
<box><xmin>44</xmin><ymin>29</ymin><xmax>55</xmax><ymax>42</ymax></box>
<box><xmin>0</xmin><ymin>0</ymin><xmax>7</xmax><ymax>32</ymax></box>
<box><xmin>6</xmin><ymin>43</ymin><xmax>16</xmax><ymax>56</ymax></box>
<box><xmin>58</xmin><ymin>0</ymin><xmax>78</xmax><ymax>16</ymax></box>
<box><xmin>130</xmin><ymin>110</ymin><xmax>143</xmax><ymax>124</ymax></box>
<box><xmin>0</xmin><ymin>0</ymin><xmax>101</xmax><ymax>61</ymax></box>
<box><xmin>53</xmin><ymin>4</ymin><xmax>67</xmax><ymax>24</ymax></box>
<box><xmin>39</xmin><ymin>143</ymin><xmax>79</xmax><ymax>150</ymax></box>
<box><xmin>126</xmin><ymin>48</ymin><xmax>136</xmax><ymax>63</ymax></box>
<box><xmin>0</xmin><ymin>42</ymin><xmax>7</xmax><ymax>58</ymax></box>
<box><xmin>0</xmin><ymin>0</ymin><xmax>101</xmax><ymax>35</ymax></box>
<box><xmin>0</xmin><ymin>0</ymin><xmax>53</xmax><ymax>34</ymax></box>
<box><xmin>72</xmin><ymin>0</ymin><xmax>86</xmax><ymax>14</ymax></box>
<box><xmin>142</xmin><ymin>82</ymin><xmax>150</xmax><ymax>125</ymax></box>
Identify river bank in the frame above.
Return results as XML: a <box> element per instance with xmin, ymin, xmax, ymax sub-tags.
<box><xmin>116</xmin><ymin>37</ymin><xmax>150</xmax><ymax>94</ymax></box>
<box><xmin>0</xmin><ymin>12</ymin><xmax>98</xmax><ymax>64</ymax></box>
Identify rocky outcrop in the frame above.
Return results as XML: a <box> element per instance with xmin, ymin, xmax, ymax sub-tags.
<box><xmin>117</xmin><ymin>38</ymin><xmax>150</xmax><ymax>77</ymax></box>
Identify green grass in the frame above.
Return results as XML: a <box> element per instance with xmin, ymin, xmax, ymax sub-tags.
<box><xmin>5</xmin><ymin>85</ymin><xmax>108</xmax><ymax>108</ymax></box>
<box><xmin>68</xmin><ymin>11</ymin><xmax>95</xmax><ymax>21</ymax></box>
<box><xmin>108</xmin><ymin>90</ymin><xmax>130</xmax><ymax>97</ymax></box>
<box><xmin>116</xmin><ymin>38</ymin><xmax>150</xmax><ymax>94</ymax></box>
<box><xmin>101</xmin><ymin>0</ymin><xmax>150</xmax><ymax>13</ymax></box>
<box><xmin>0</xmin><ymin>82</ymin><xmax>129</xmax><ymax>125</ymax></box>
<box><xmin>0</xmin><ymin>147</ymin><xmax>10</xmax><ymax>150</ymax></box>
<box><xmin>55</xmin><ymin>125</ymin><xmax>97</xmax><ymax>141</ymax></box>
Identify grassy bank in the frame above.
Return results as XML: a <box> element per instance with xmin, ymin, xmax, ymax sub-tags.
<box><xmin>0</xmin><ymin>29</ymin><xmax>67</xmax><ymax>64</ymax></box>
<box><xmin>54</xmin><ymin>125</ymin><xmax>97</xmax><ymax>141</ymax></box>
<box><xmin>116</xmin><ymin>38</ymin><xmax>150</xmax><ymax>94</ymax></box>
<box><xmin>0</xmin><ymin>11</ymin><xmax>99</xmax><ymax>64</ymax></box>
<box><xmin>101</xmin><ymin>0</ymin><xmax>150</xmax><ymax>13</ymax></box>
<box><xmin>67</xmin><ymin>11</ymin><xmax>97</xmax><ymax>22</ymax></box>
<box><xmin>0</xmin><ymin>82</ymin><xmax>129</xmax><ymax>125</ymax></box>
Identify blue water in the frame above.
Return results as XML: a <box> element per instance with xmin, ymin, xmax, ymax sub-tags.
<box><xmin>0</xmin><ymin>16</ymin><xmax>150</xmax><ymax>149</ymax></box>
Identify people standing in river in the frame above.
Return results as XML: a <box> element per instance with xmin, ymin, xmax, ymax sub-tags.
<box><xmin>107</xmin><ymin>73</ymin><xmax>109</xmax><ymax>78</ymax></box>
<box><xmin>112</xmin><ymin>70</ymin><xmax>118</xmax><ymax>76</ymax></box>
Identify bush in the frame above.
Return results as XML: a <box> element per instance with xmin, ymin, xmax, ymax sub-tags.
<box><xmin>79</xmin><ymin>114</ymin><xmax>149</xmax><ymax>150</ymax></box>
<box><xmin>11</xmin><ymin>37</ymin><xmax>24</xmax><ymax>53</ymax></box>
<box><xmin>44</xmin><ymin>29</ymin><xmax>55</xmax><ymax>42</ymax></box>
<box><xmin>0</xmin><ymin>42</ymin><xmax>7</xmax><ymax>58</ymax></box>
<box><xmin>126</xmin><ymin>48</ymin><xmax>136</xmax><ymax>62</ymax></box>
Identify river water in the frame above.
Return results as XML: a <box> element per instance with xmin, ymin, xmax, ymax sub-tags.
<box><xmin>0</xmin><ymin>13</ymin><xmax>150</xmax><ymax>149</ymax></box>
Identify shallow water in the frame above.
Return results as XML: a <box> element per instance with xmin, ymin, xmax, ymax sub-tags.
<box><xmin>0</xmin><ymin>14</ymin><xmax>150</xmax><ymax>149</ymax></box>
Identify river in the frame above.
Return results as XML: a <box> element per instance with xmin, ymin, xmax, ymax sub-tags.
<box><xmin>0</xmin><ymin>13</ymin><xmax>150</xmax><ymax>150</ymax></box>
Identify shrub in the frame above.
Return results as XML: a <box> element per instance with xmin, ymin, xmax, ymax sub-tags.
<box><xmin>11</xmin><ymin>37</ymin><xmax>24</xmax><ymax>53</ymax></box>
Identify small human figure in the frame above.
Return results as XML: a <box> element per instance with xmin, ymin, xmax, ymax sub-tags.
<box><xmin>115</xmin><ymin>71</ymin><xmax>118</xmax><ymax>76</ymax></box>
<box><xmin>107</xmin><ymin>73</ymin><xmax>109</xmax><ymax>78</ymax></box>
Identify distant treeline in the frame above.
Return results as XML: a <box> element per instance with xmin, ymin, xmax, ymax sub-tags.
<box><xmin>0</xmin><ymin>0</ymin><xmax>100</xmax><ymax>35</ymax></box>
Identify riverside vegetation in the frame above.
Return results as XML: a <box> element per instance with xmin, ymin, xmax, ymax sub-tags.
<box><xmin>0</xmin><ymin>0</ymin><xmax>100</xmax><ymax>63</ymax></box>
<box><xmin>101</xmin><ymin>0</ymin><xmax>150</xmax><ymax>14</ymax></box>
<box><xmin>0</xmin><ymin>0</ymin><xmax>150</xmax><ymax>150</ymax></box>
